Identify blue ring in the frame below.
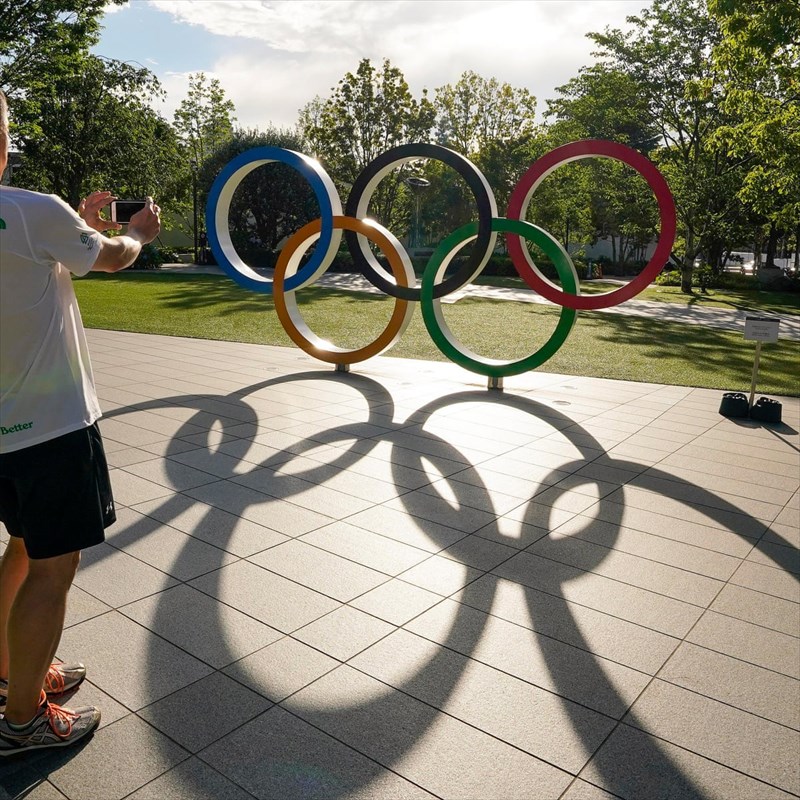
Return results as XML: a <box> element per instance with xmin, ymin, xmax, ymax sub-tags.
<box><xmin>205</xmin><ymin>147</ymin><xmax>342</xmax><ymax>294</ymax></box>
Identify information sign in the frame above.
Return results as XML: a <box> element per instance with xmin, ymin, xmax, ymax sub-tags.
<box><xmin>744</xmin><ymin>316</ymin><xmax>780</xmax><ymax>343</ymax></box>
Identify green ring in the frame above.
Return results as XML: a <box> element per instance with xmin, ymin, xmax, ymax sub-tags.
<box><xmin>420</xmin><ymin>218</ymin><xmax>579</xmax><ymax>378</ymax></box>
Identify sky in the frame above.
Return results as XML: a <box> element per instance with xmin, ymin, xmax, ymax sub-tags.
<box><xmin>94</xmin><ymin>0</ymin><xmax>646</xmax><ymax>131</ymax></box>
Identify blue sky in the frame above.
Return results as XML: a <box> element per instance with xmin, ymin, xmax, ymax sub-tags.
<box><xmin>94</xmin><ymin>1</ymin><xmax>644</xmax><ymax>131</ymax></box>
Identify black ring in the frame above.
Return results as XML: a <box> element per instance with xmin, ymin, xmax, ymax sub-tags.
<box><xmin>344</xmin><ymin>143</ymin><xmax>497</xmax><ymax>300</ymax></box>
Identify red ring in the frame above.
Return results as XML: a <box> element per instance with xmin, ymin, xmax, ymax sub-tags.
<box><xmin>506</xmin><ymin>140</ymin><xmax>676</xmax><ymax>310</ymax></box>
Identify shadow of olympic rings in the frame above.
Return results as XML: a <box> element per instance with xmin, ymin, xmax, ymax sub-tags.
<box><xmin>38</xmin><ymin>373</ymin><xmax>800</xmax><ymax>798</ymax></box>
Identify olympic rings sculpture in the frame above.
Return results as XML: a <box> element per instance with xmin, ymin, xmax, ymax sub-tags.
<box><xmin>206</xmin><ymin>140</ymin><xmax>676</xmax><ymax>382</ymax></box>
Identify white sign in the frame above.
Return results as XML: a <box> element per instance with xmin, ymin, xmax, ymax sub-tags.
<box><xmin>744</xmin><ymin>316</ymin><xmax>780</xmax><ymax>343</ymax></box>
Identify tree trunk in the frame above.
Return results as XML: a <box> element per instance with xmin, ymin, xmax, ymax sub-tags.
<box><xmin>794</xmin><ymin>223</ymin><xmax>800</xmax><ymax>271</ymax></box>
<box><xmin>765</xmin><ymin>223</ymin><xmax>779</xmax><ymax>269</ymax></box>
<box><xmin>753</xmin><ymin>228</ymin><xmax>764</xmax><ymax>274</ymax></box>
<box><xmin>681</xmin><ymin>227</ymin><xmax>695</xmax><ymax>293</ymax></box>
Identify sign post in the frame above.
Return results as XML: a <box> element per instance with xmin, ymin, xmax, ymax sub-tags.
<box><xmin>743</xmin><ymin>316</ymin><xmax>780</xmax><ymax>409</ymax></box>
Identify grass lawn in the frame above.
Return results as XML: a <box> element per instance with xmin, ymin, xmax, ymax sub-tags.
<box><xmin>474</xmin><ymin>275</ymin><xmax>800</xmax><ymax>315</ymax></box>
<box><xmin>73</xmin><ymin>272</ymin><xmax>799</xmax><ymax>397</ymax></box>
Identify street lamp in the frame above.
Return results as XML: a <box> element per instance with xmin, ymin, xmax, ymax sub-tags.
<box><xmin>404</xmin><ymin>175</ymin><xmax>430</xmax><ymax>250</ymax></box>
<box><xmin>191</xmin><ymin>158</ymin><xmax>198</xmax><ymax>264</ymax></box>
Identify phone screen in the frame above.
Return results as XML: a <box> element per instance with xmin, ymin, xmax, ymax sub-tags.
<box><xmin>111</xmin><ymin>200</ymin><xmax>147</xmax><ymax>224</ymax></box>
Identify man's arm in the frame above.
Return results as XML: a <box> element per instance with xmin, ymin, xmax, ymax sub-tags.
<box><xmin>89</xmin><ymin>196</ymin><xmax>161</xmax><ymax>273</ymax></box>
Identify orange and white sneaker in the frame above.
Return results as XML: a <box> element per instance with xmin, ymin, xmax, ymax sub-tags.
<box><xmin>0</xmin><ymin>692</ymin><xmax>100</xmax><ymax>756</ymax></box>
<box><xmin>0</xmin><ymin>662</ymin><xmax>86</xmax><ymax>711</ymax></box>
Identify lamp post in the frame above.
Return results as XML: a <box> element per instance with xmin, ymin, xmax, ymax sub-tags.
<box><xmin>191</xmin><ymin>158</ymin><xmax>198</xmax><ymax>264</ymax></box>
<box><xmin>404</xmin><ymin>175</ymin><xmax>430</xmax><ymax>251</ymax></box>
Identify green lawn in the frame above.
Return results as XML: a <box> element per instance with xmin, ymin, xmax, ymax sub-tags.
<box><xmin>474</xmin><ymin>275</ymin><xmax>800</xmax><ymax>315</ymax></box>
<box><xmin>73</xmin><ymin>272</ymin><xmax>800</xmax><ymax>397</ymax></box>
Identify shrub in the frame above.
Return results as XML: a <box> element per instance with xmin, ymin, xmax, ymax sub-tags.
<box><xmin>131</xmin><ymin>244</ymin><xmax>165</xmax><ymax>270</ymax></box>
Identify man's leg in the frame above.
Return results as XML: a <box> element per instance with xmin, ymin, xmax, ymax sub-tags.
<box><xmin>3</xmin><ymin>550</ymin><xmax>80</xmax><ymax>725</ymax></box>
<box><xmin>0</xmin><ymin>536</ymin><xmax>29</xmax><ymax>681</ymax></box>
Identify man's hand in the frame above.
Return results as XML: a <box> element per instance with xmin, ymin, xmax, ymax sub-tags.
<box><xmin>90</xmin><ymin>196</ymin><xmax>161</xmax><ymax>273</ymax></box>
<box><xmin>77</xmin><ymin>191</ymin><xmax>121</xmax><ymax>233</ymax></box>
<box><xmin>127</xmin><ymin>197</ymin><xmax>161</xmax><ymax>245</ymax></box>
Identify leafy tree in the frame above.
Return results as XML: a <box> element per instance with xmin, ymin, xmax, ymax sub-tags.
<box><xmin>11</xmin><ymin>54</ymin><xmax>178</xmax><ymax>209</ymax></box>
<box><xmin>201</xmin><ymin>127</ymin><xmax>319</xmax><ymax>265</ymax></box>
<box><xmin>588</xmin><ymin>0</ymin><xmax>747</xmax><ymax>291</ymax></box>
<box><xmin>0</xmin><ymin>0</ymin><xmax>123</xmax><ymax>95</ymax></box>
<box><xmin>434</xmin><ymin>71</ymin><xmax>538</xmax><ymax>156</ymax></box>
<box><xmin>298</xmin><ymin>58</ymin><xmax>435</xmax><ymax>229</ymax></box>
<box><xmin>709</xmin><ymin>0</ymin><xmax>800</xmax><ymax>269</ymax></box>
<box><xmin>172</xmin><ymin>72</ymin><xmax>237</xmax><ymax>168</ymax></box>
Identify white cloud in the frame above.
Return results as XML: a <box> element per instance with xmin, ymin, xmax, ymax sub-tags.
<box><xmin>143</xmin><ymin>0</ymin><xmax>643</xmax><ymax>129</ymax></box>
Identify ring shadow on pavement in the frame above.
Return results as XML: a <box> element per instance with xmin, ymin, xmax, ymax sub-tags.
<box><xmin>4</xmin><ymin>373</ymin><xmax>797</xmax><ymax>799</ymax></box>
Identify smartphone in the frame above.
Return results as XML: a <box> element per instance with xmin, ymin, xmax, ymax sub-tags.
<box><xmin>110</xmin><ymin>200</ymin><xmax>147</xmax><ymax>224</ymax></box>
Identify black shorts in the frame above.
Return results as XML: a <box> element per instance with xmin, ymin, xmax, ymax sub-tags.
<box><xmin>0</xmin><ymin>423</ymin><xmax>116</xmax><ymax>559</ymax></box>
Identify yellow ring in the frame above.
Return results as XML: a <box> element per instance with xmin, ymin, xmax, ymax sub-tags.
<box><xmin>273</xmin><ymin>216</ymin><xmax>415</xmax><ymax>365</ymax></box>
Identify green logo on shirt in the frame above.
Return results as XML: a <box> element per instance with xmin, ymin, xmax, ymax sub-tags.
<box><xmin>0</xmin><ymin>422</ymin><xmax>34</xmax><ymax>435</ymax></box>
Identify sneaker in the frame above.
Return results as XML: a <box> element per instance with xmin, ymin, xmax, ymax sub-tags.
<box><xmin>0</xmin><ymin>694</ymin><xmax>101</xmax><ymax>756</ymax></box>
<box><xmin>0</xmin><ymin>662</ymin><xmax>86</xmax><ymax>710</ymax></box>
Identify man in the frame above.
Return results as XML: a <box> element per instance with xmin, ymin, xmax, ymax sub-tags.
<box><xmin>0</xmin><ymin>88</ymin><xmax>161</xmax><ymax>755</ymax></box>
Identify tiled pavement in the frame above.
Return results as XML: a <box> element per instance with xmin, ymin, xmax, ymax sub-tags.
<box><xmin>1</xmin><ymin>329</ymin><xmax>798</xmax><ymax>800</ymax></box>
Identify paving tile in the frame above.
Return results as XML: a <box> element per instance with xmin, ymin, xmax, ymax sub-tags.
<box><xmin>419</xmin><ymin>476</ymin><xmax>523</xmax><ymax>515</ymax></box>
<box><xmin>189</xmin><ymin>560</ymin><xmax>339</xmax><ymax>633</ymax></box>
<box><xmin>554</xmin><ymin>515</ymin><xmax>741</xmax><ymax>580</ymax></box>
<box><xmin>710</xmin><ymin>583</ymin><xmax>800</xmax><ymax>636</ymax></box>
<box><xmin>139</xmin><ymin>671</ymin><xmax>272</xmax><ymax>753</ymax></box>
<box><xmin>398</xmin><ymin>554</ymin><xmax>484</xmax><ymax>596</ymax></box>
<box><xmin>41</xmin><ymin>714</ymin><xmax>189</xmax><ymax>800</ymax></box>
<box><xmin>472</xmin><ymin>514</ymin><xmax>550</xmax><ymax>549</ymax></box>
<box><xmin>747</xmin><ymin>539</ymin><xmax>800</xmax><ymax>574</ymax></box>
<box><xmin>64</xmin><ymin>585</ymin><xmax>112</xmax><ymax>629</ymax></box>
<box><xmin>347</xmin><ymin>505</ymin><xmax>468</xmax><ymax>552</ymax></box>
<box><xmin>659</xmin><ymin>642</ymin><xmax>799</xmax><ymax>729</ymax></box>
<box><xmin>248</xmin><ymin>540</ymin><xmax>387</xmax><ymax>602</ymax></box>
<box><xmin>132</xmin><ymin>495</ymin><xmax>289</xmax><ymax>557</ymax></box>
<box><xmin>52</xmin><ymin>679</ymin><xmax>131</xmax><ymax>730</ymax></box>
<box><xmin>107</xmin><ymin>468</ymin><xmax>174</xmax><ymax>507</ymax></box>
<box><xmin>106</xmin><ymin>447</ymin><xmax>161</xmax><ymax>468</ymax></box>
<box><xmin>108</xmin><ymin>507</ymin><xmax>237</xmax><ymax>581</ymax></box>
<box><xmin>728</xmin><ymin>560</ymin><xmax>800</xmax><ymax>602</ymax></box>
<box><xmin>284</xmin><ymin>666</ymin><xmax>573</xmax><ymax>799</ymax></box>
<box><xmin>560</xmin><ymin>779</ymin><xmax>621</xmax><ymax>800</ymax></box>
<box><xmin>582</xmin><ymin>722</ymin><xmax>795</xmax><ymax>800</ymax></box>
<box><xmin>624</xmin><ymin>679</ymin><xmax>800</xmax><ymax>794</ymax></box>
<box><xmin>56</xmin><ymin>611</ymin><xmax>213</xmax><ymax>711</ymax></box>
<box><xmin>529</xmin><ymin>533</ymin><xmax>724</xmax><ymax>606</ymax></box>
<box><xmin>294</xmin><ymin>605</ymin><xmax>395</xmax><ymax>661</ymax></box>
<box><xmin>604</xmin><ymin>487</ymin><xmax>768</xmax><ymax>538</ymax></box>
<box><xmin>121</xmin><ymin>584</ymin><xmax>281</xmax><ymax>668</ymax></box>
<box><xmin>232</xmin><ymin>467</ymin><xmax>374</xmax><ymax>518</ymax></box>
<box><xmin>382</xmin><ymin>489</ymin><xmax>498</xmax><ymax>533</ymax></box>
<box><xmin>687</xmin><ymin>610</ymin><xmax>800</xmax><ymax>678</ymax></box>
<box><xmin>493</xmin><ymin>550</ymin><xmax>703</xmax><ymax>638</ymax></box>
<box><xmin>350</xmin><ymin>579</ymin><xmax>443</xmax><ymax>626</ymax></box>
<box><xmin>405</xmin><ymin>597</ymin><xmax>650</xmax><ymax>718</ymax></box>
<box><xmin>300</xmin><ymin>521</ymin><xmax>430</xmax><ymax>575</ymax></box>
<box><xmin>126</xmin><ymin>758</ymin><xmax>255</xmax><ymax>800</ymax></box>
<box><xmin>351</xmin><ymin>628</ymin><xmax>615</xmax><ymax>773</ymax></box>
<box><xmin>73</xmin><ymin>543</ymin><xmax>178</xmax><ymax>608</ymax></box>
<box><xmin>199</xmin><ymin>705</ymin><xmax>437</xmax><ymax>800</ymax></box>
<box><xmin>184</xmin><ymin>480</ymin><xmax>333</xmax><ymax>536</ymax></box>
<box><xmin>224</xmin><ymin>636</ymin><xmax>338</xmax><ymax>701</ymax></box>
<box><xmin>438</xmin><ymin>532</ymin><xmax>518</xmax><ymax>571</ymax></box>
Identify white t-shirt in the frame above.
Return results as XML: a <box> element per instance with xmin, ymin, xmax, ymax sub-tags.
<box><xmin>0</xmin><ymin>187</ymin><xmax>102</xmax><ymax>453</ymax></box>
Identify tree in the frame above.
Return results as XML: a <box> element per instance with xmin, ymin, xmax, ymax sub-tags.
<box><xmin>0</xmin><ymin>0</ymin><xmax>123</xmax><ymax>95</ymax></box>
<box><xmin>11</xmin><ymin>54</ymin><xmax>178</xmax><ymax>209</ymax></box>
<box><xmin>588</xmin><ymin>0</ymin><xmax>748</xmax><ymax>291</ymax></box>
<box><xmin>298</xmin><ymin>58</ymin><xmax>435</xmax><ymax>229</ymax></box>
<box><xmin>709</xmin><ymin>0</ymin><xmax>800</xmax><ymax>269</ymax></box>
<box><xmin>173</xmin><ymin>73</ymin><xmax>237</xmax><ymax>168</ymax></box>
<box><xmin>201</xmin><ymin>127</ymin><xmax>319</xmax><ymax>265</ymax></box>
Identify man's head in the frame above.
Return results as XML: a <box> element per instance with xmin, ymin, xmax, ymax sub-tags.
<box><xmin>0</xmin><ymin>89</ymin><xmax>8</xmax><ymax>177</ymax></box>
